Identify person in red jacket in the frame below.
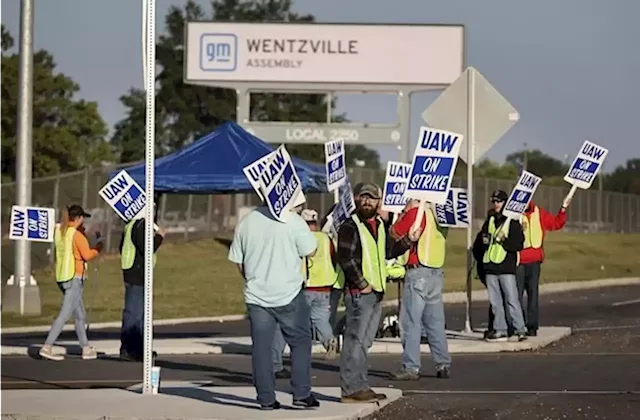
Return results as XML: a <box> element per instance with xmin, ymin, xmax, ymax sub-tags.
<box><xmin>517</xmin><ymin>199</ymin><xmax>569</xmax><ymax>336</ymax></box>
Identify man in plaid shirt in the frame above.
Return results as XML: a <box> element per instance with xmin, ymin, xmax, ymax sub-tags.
<box><xmin>336</xmin><ymin>182</ymin><xmax>420</xmax><ymax>403</ymax></box>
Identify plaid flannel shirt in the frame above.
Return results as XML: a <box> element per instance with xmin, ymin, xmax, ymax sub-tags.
<box><xmin>336</xmin><ymin>214</ymin><xmax>413</xmax><ymax>291</ymax></box>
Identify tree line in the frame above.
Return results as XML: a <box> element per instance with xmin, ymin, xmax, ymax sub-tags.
<box><xmin>1</xmin><ymin>0</ymin><xmax>638</xmax><ymax>195</ymax></box>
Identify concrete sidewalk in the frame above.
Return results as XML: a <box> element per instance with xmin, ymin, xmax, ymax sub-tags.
<box><xmin>1</xmin><ymin>326</ymin><xmax>571</xmax><ymax>357</ymax></box>
<box><xmin>2</xmin><ymin>382</ymin><xmax>402</xmax><ymax>420</ymax></box>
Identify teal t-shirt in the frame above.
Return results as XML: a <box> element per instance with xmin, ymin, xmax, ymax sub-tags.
<box><xmin>229</xmin><ymin>206</ymin><xmax>318</xmax><ymax>307</ymax></box>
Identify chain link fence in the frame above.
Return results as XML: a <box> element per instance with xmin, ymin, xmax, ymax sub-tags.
<box><xmin>2</xmin><ymin>165</ymin><xmax>639</xmax><ymax>274</ymax></box>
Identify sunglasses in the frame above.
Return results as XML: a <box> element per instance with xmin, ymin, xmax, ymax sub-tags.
<box><xmin>491</xmin><ymin>199</ymin><xmax>504</xmax><ymax>203</ymax></box>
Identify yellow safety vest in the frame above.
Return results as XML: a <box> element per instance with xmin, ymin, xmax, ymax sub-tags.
<box><xmin>483</xmin><ymin>216</ymin><xmax>511</xmax><ymax>264</ymax></box>
<box><xmin>54</xmin><ymin>226</ymin><xmax>77</xmax><ymax>282</ymax></box>
<box><xmin>352</xmin><ymin>215</ymin><xmax>387</xmax><ymax>292</ymax></box>
<box><xmin>521</xmin><ymin>206</ymin><xmax>543</xmax><ymax>249</ymax></box>
<box><xmin>304</xmin><ymin>232</ymin><xmax>338</xmax><ymax>288</ymax></box>
<box><xmin>386</xmin><ymin>259</ymin><xmax>406</xmax><ymax>280</ymax></box>
<box><xmin>400</xmin><ymin>208</ymin><xmax>448</xmax><ymax>269</ymax></box>
<box><xmin>121</xmin><ymin>220</ymin><xmax>157</xmax><ymax>270</ymax></box>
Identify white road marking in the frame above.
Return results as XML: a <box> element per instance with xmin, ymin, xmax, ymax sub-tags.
<box><xmin>612</xmin><ymin>298</ymin><xmax>640</xmax><ymax>307</ymax></box>
<box><xmin>573</xmin><ymin>324</ymin><xmax>640</xmax><ymax>332</ymax></box>
<box><xmin>404</xmin><ymin>390</ymin><xmax>640</xmax><ymax>395</ymax></box>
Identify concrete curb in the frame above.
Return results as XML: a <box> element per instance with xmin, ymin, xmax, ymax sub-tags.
<box><xmin>3</xmin><ymin>277</ymin><xmax>638</xmax><ymax>334</ymax></box>
<box><xmin>1</xmin><ymin>327</ymin><xmax>571</xmax><ymax>357</ymax></box>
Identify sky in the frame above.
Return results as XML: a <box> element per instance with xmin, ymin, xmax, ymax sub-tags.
<box><xmin>2</xmin><ymin>0</ymin><xmax>639</xmax><ymax>172</ymax></box>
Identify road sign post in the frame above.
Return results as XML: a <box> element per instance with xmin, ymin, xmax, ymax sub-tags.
<box><xmin>422</xmin><ymin>67</ymin><xmax>520</xmax><ymax>334</ymax></box>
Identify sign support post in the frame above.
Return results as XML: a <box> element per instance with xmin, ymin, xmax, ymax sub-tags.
<box><xmin>464</xmin><ymin>68</ymin><xmax>476</xmax><ymax>334</ymax></box>
<box><xmin>142</xmin><ymin>0</ymin><xmax>156</xmax><ymax>395</ymax></box>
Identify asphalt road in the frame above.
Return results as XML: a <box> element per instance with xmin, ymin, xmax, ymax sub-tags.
<box><xmin>2</xmin><ymin>284</ymin><xmax>640</xmax><ymax>420</ymax></box>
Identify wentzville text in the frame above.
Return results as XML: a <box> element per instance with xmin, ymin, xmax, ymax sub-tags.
<box><xmin>245</xmin><ymin>38</ymin><xmax>358</xmax><ymax>70</ymax></box>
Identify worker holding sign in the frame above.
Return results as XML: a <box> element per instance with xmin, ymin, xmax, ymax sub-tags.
<box><xmin>388</xmin><ymin>198</ymin><xmax>451</xmax><ymax>381</ymax></box>
<box><xmin>479</xmin><ymin>193</ymin><xmax>528</xmax><ymax>342</ymax></box>
<box><xmin>39</xmin><ymin>205</ymin><xmax>103</xmax><ymax>362</ymax></box>
<box><xmin>336</xmin><ymin>182</ymin><xmax>418</xmax><ymax>403</ymax></box>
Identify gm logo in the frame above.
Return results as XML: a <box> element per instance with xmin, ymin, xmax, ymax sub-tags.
<box><xmin>199</xmin><ymin>33</ymin><xmax>237</xmax><ymax>72</ymax></box>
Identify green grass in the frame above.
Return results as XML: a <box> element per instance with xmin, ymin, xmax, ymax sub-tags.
<box><xmin>2</xmin><ymin>231</ymin><xmax>639</xmax><ymax>328</ymax></box>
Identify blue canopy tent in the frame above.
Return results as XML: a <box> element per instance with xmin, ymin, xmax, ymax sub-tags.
<box><xmin>111</xmin><ymin>121</ymin><xmax>327</xmax><ymax>194</ymax></box>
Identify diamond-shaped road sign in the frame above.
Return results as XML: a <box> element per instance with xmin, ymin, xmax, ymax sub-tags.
<box><xmin>422</xmin><ymin>67</ymin><xmax>520</xmax><ymax>165</ymax></box>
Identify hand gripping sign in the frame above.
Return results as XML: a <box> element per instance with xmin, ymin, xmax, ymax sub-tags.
<box><xmin>502</xmin><ymin>170</ymin><xmax>542</xmax><ymax>221</ymax></box>
<box><xmin>562</xmin><ymin>140</ymin><xmax>609</xmax><ymax>207</ymax></box>
<box><xmin>433</xmin><ymin>188</ymin><xmax>470</xmax><ymax>228</ymax></box>
<box><xmin>382</xmin><ymin>161</ymin><xmax>412</xmax><ymax>214</ymax></box>
<box><xmin>99</xmin><ymin>170</ymin><xmax>147</xmax><ymax>222</ymax></box>
<box><xmin>404</xmin><ymin>127</ymin><xmax>464</xmax><ymax>231</ymax></box>
<box><xmin>9</xmin><ymin>205</ymin><xmax>56</xmax><ymax>243</ymax></box>
<box><xmin>243</xmin><ymin>149</ymin><xmax>306</xmax><ymax>207</ymax></box>
<box><xmin>324</xmin><ymin>139</ymin><xmax>347</xmax><ymax>191</ymax></box>
<box><xmin>258</xmin><ymin>145</ymin><xmax>304</xmax><ymax>222</ymax></box>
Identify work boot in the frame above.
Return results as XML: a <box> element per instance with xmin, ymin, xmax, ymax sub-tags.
<box><xmin>526</xmin><ymin>328</ymin><xmax>538</xmax><ymax>337</ymax></box>
<box><xmin>82</xmin><ymin>346</ymin><xmax>98</xmax><ymax>360</ymax></box>
<box><xmin>39</xmin><ymin>345</ymin><xmax>64</xmax><ymax>361</ymax></box>
<box><xmin>325</xmin><ymin>338</ymin><xmax>338</xmax><ymax>360</ymax></box>
<box><xmin>342</xmin><ymin>388</ymin><xmax>386</xmax><ymax>403</ymax></box>
<box><xmin>391</xmin><ymin>369</ymin><xmax>420</xmax><ymax>381</ymax></box>
<box><xmin>436</xmin><ymin>367</ymin><xmax>450</xmax><ymax>379</ymax></box>
<box><xmin>275</xmin><ymin>368</ymin><xmax>291</xmax><ymax>379</ymax></box>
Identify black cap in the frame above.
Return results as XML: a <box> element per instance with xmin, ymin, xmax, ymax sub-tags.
<box><xmin>353</xmin><ymin>182</ymin><xmax>381</xmax><ymax>199</ymax></box>
<box><xmin>491</xmin><ymin>190</ymin><xmax>508</xmax><ymax>202</ymax></box>
<box><xmin>67</xmin><ymin>204</ymin><xmax>91</xmax><ymax>219</ymax></box>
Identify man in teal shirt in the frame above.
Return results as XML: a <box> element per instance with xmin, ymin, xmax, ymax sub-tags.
<box><xmin>229</xmin><ymin>205</ymin><xmax>319</xmax><ymax>410</ymax></box>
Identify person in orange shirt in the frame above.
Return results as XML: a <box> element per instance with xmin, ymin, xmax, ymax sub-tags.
<box><xmin>39</xmin><ymin>205</ymin><xmax>103</xmax><ymax>361</ymax></box>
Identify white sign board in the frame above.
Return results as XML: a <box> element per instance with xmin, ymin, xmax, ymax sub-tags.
<box><xmin>9</xmin><ymin>205</ymin><xmax>56</xmax><ymax>243</ymax></box>
<box><xmin>324</xmin><ymin>139</ymin><xmax>347</xmax><ymax>191</ymax></box>
<box><xmin>338</xmin><ymin>180</ymin><xmax>356</xmax><ymax>215</ymax></box>
<box><xmin>381</xmin><ymin>161</ymin><xmax>412</xmax><ymax>213</ymax></box>
<box><xmin>185</xmin><ymin>22</ymin><xmax>464</xmax><ymax>86</ymax></box>
<box><xmin>563</xmin><ymin>140</ymin><xmax>608</xmax><ymax>190</ymax></box>
<box><xmin>99</xmin><ymin>170</ymin><xmax>147</xmax><ymax>222</ymax></box>
<box><xmin>258</xmin><ymin>145</ymin><xmax>303</xmax><ymax>222</ymax></box>
<box><xmin>404</xmin><ymin>127</ymin><xmax>463</xmax><ymax>204</ymax></box>
<box><xmin>422</xmin><ymin>67</ymin><xmax>519</xmax><ymax>165</ymax></box>
<box><xmin>502</xmin><ymin>171</ymin><xmax>542</xmax><ymax>220</ymax></box>
<box><xmin>433</xmin><ymin>187</ymin><xmax>469</xmax><ymax>228</ymax></box>
<box><xmin>243</xmin><ymin>150</ymin><xmax>306</xmax><ymax>206</ymax></box>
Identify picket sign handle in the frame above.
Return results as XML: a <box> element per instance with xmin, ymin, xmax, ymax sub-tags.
<box><xmin>333</xmin><ymin>188</ymin><xmax>339</xmax><ymax>204</ymax></box>
<box><xmin>563</xmin><ymin>185</ymin><xmax>578</xmax><ymax>208</ymax></box>
<box><xmin>411</xmin><ymin>200</ymin><xmax>428</xmax><ymax>235</ymax></box>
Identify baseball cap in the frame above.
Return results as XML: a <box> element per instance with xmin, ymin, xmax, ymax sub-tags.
<box><xmin>67</xmin><ymin>204</ymin><xmax>91</xmax><ymax>218</ymax></box>
<box><xmin>301</xmin><ymin>209</ymin><xmax>318</xmax><ymax>223</ymax></box>
<box><xmin>491</xmin><ymin>190</ymin><xmax>508</xmax><ymax>202</ymax></box>
<box><xmin>353</xmin><ymin>182</ymin><xmax>381</xmax><ymax>199</ymax></box>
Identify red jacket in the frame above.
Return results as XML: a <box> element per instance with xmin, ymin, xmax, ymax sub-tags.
<box><xmin>519</xmin><ymin>201</ymin><xmax>567</xmax><ymax>264</ymax></box>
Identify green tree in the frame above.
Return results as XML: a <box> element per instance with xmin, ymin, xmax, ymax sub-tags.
<box><xmin>112</xmin><ymin>0</ymin><xmax>380</xmax><ymax>169</ymax></box>
<box><xmin>1</xmin><ymin>25</ymin><xmax>112</xmax><ymax>179</ymax></box>
<box><xmin>505</xmin><ymin>149</ymin><xmax>568</xmax><ymax>178</ymax></box>
<box><xmin>605</xmin><ymin>158</ymin><xmax>640</xmax><ymax>195</ymax></box>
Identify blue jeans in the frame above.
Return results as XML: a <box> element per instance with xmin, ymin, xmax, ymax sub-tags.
<box><xmin>304</xmin><ymin>290</ymin><xmax>335</xmax><ymax>348</ymax></box>
<box><xmin>272</xmin><ymin>325</ymin><xmax>286</xmax><ymax>372</ymax></box>
<box><xmin>486</xmin><ymin>273</ymin><xmax>526</xmax><ymax>334</ymax></box>
<box><xmin>340</xmin><ymin>292</ymin><xmax>381</xmax><ymax>396</ymax></box>
<box><xmin>400</xmin><ymin>267</ymin><xmax>451</xmax><ymax>372</ymax></box>
<box><xmin>120</xmin><ymin>283</ymin><xmax>144</xmax><ymax>356</ymax></box>
<box><xmin>247</xmin><ymin>290</ymin><xmax>312</xmax><ymax>406</ymax></box>
<box><xmin>45</xmin><ymin>277</ymin><xmax>88</xmax><ymax>348</ymax></box>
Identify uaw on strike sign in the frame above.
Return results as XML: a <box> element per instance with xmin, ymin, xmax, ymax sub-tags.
<box><xmin>9</xmin><ymin>205</ymin><xmax>56</xmax><ymax>243</ymax></box>
<box><xmin>99</xmin><ymin>170</ymin><xmax>147</xmax><ymax>222</ymax></box>
<box><xmin>382</xmin><ymin>161</ymin><xmax>411</xmax><ymax>213</ymax></box>
<box><xmin>404</xmin><ymin>127</ymin><xmax>463</xmax><ymax>205</ymax></box>
<box><xmin>324</xmin><ymin>139</ymin><xmax>346</xmax><ymax>191</ymax></box>
<box><xmin>433</xmin><ymin>188</ymin><xmax>469</xmax><ymax>228</ymax></box>
<box><xmin>243</xmin><ymin>149</ymin><xmax>306</xmax><ymax>207</ymax></box>
<box><xmin>258</xmin><ymin>145</ymin><xmax>303</xmax><ymax>222</ymax></box>
<box><xmin>502</xmin><ymin>170</ymin><xmax>542</xmax><ymax>220</ymax></box>
<box><xmin>563</xmin><ymin>140</ymin><xmax>608</xmax><ymax>190</ymax></box>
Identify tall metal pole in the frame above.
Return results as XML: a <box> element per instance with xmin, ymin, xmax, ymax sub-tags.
<box><xmin>464</xmin><ymin>68</ymin><xmax>476</xmax><ymax>334</ymax></box>
<box><xmin>14</xmin><ymin>0</ymin><xmax>35</xmax><ymax>315</ymax></box>
<box><xmin>399</xmin><ymin>90</ymin><xmax>412</xmax><ymax>163</ymax></box>
<box><xmin>142</xmin><ymin>0</ymin><xmax>156</xmax><ymax>395</ymax></box>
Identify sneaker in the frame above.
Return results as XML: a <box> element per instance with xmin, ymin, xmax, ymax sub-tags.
<box><xmin>485</xmin><ymin>331</ymin><xmax>508</xmax><ymax>342</ymax></box>
<box><xmin>325</xmin><ymin>338</ymin><xmax>338</xmax><ymax>360</ymax></box>
<box><xmin>82</xmin><ymin>346</ymin><xmax>98</xmax><ymax>360</ymax></box>
<box><xmin>275</xmin><ymin>368</ymin><xmax>291</xmax><ymax>379</ymax></box>
<box><xmin>39</xmin><ymin>345</ymin><xmax>64</xmax><ymax>361</ymax></box>
<box><xmin>391</xmin><ymin>369</ymin><xmax>420</xmax><ymax>381</ymax></box>
<box><xmin>342</xmin><ymin>388</ymin><xmax>385</xmax><ymax>403</ymax></box>
<box><xmin>436</xmin><ymin>367</ymin><xmax>450</xmax><ymax>379</ymax></box>
<box><xmin>509</xmin><ymin>332</ymin><xmax>528</xmax><ymax>342</ymax></box>
<box><xmin>526</xmin><ymin>328</ymin><xmax>538</xmax><ymax>337</ymax></box>
<box><xmin>260</xmin><ymin>400</ymin><xmax>281</xmax><ymax>410</ymax></box>
<box><xmin>293</xmin><ymin>394</ymin><xmax>320</xmax><ymax>408</ymax></box>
